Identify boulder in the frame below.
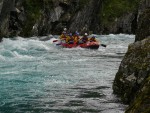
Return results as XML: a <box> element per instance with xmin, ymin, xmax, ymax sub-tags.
<box><xmin>113</xmin><ymin>38</ymin><xmax>150</xmax><ymax>104</ymax></box>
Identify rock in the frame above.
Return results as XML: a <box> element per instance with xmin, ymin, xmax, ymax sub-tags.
<box><xmin>0</xmin><ymin>0</ymin><xmax>146</xmax><ymax>38</ymax></box>
<box><xmin>113</xmin><ymin>1</ymin><xmax>150</xmax><ymax>112</ymax></box>
<box><xmin>102</xmin><ymin>12</ymin><xmax>137</xmax><ymax>34</ymax></box>
<box><xmin>69</xmin><ymin>0</ymin><xmax>101</xmax><ymax>34</ymax></box>
<box><xmin>0</xmin><ymin>0</ymin><xmax>15</xmax><ymax>37</ymax></box>
<box><xmin>135</xmin><ymin>8</ymin><xmax>150</xmax><ymax>41</ymax></box>
<box><xmin>51</xmin><ymin>6</ymin><xmax>64</xmax><ymax>22</ymax></box>
<box><xmin>100</xmin><ymin>0</ymin><xmax>141</xmax><ymax>34</ymax></box>
<box><xmin>138</xmin><ymin>0</ymin><xmax>150</xmax><ymax>15</ymax></box>
<box><xmin>113</xmin><ymin>37</ymin><xmax>150</xmax><ymax>104</ymax></box>
<box><xmin>125</xmin><ymin>76</ymin><xmax>150</xmax><ymax>113</ymax></box>
<box><xmin>135</xmin><ymin>0</ymin><xmax>150</xmax><ymax>41</ymax></box>
<box><xmin>125</xmin><ymin>74</ymin><xmax>136</xmax><ymax>82</ymax></box>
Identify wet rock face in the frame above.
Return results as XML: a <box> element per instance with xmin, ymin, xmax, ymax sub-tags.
<box><xmin>113</xmin><ymin>1</ymin><xmax>150</xmax><ymax>112</ymax></box>
<box><xmin>138</xmin><ymin>0</ymin><xmax>150</xmax><ymax>13</ymax></box>
<box><xmin>0</xmin><ymin>0</ymin><xmax>26</xmax><ymax>38</ymax></box>
<box><xmin>135</xmin><ymin>8</ymin><xmax>150</xmax><ymax>41</ymax></box>
<box><xmin>9</xmin><ymin>3</ymin><xmax>25</xmax><ymax>36</ymax></box>
<box><xmin>23</xmin><ymin>0</ymin><xmax>102</xmax><ymax>36</ymax></box>
<box><xmin>0</xmin><ymin>0</ymin><xmax>15</xmax><ymax>38</ymax></box>
<box><xmin>125</xmin><ymin>76</ymin><xmax>150</xmax><ymax>113</ymax></box>
<box><xmin>0</xmin><ymin>0</ymin><xmax>140</xmax><ymax>38</ymax></box>
<box><xmin>69</xmin><ymin>0</ymin><xmax>102</xmax><ymax>34</ymax></box>
<box><xmin>113</xmin><ymin>38</ymin><xmax>150</xmax><ymax>104</ymax></box>
<box><xmin>48</xmin><ymin>0</ymin><xmax>102</xmax><ymax>35</ymax></box>
<box><xmin>103</xmin><ymin>13</ymin><xmax>137</xmax><ymax>34</ymax></box>
<box><xmin>135</xmin><ymin>0</ymin><xmax>150</xmax><ymax>42</ymax></box>
<box><xmin>0</xmin><ymin>0</ymin><xmax>2</xmax><ymax>41</ymax></box>
<box><xmin>0</xmin><ymin>0</ymin><xmax>148</xmax><ymax>38</ymax></box>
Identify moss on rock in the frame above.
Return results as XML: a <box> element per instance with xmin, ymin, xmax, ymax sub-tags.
<box><xmin>101</xmin><ymin>0</ymin><xmax>140</xmax><ymax>26</ymax></box>
<box><xmin>125</xmin><ymin>76</ymin><xmax>150</xmax><ymax>113</ymax></box>
<box><xmin>113</xmin><ymin>2</ymin><xmax>150</xmax><ymax>111</ymax></box>
<box><xmin>113</xmin><ymin>37</ymin><xmax>150</xmax><ymax>104</ymax></box>
<box><xmin>20</xmin><ymin>0</ymin><xmax>42</xmax><ymax>36</ymax></box>
<box><xmin>135</xmin><ymin>8</ymin><xmax>150</xmax><ymax>41</ymax></box>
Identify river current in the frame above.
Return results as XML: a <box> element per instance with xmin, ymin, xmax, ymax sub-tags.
<box><xmin>0</xmin><ymin>34</ymin><xmax>134</xmax><ymax>113</ymax></box>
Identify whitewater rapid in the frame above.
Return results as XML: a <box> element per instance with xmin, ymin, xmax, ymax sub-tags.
<box><xmin>0</xmin><ymin>34</ymin><xmax>135</xmax><ymax>113</ymax></box>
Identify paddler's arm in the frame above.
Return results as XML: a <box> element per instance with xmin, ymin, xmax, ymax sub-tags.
<box><xmin>59</xmin><ymin>34</ymin><xmax>63</xmax><ymax>39</ymax></box>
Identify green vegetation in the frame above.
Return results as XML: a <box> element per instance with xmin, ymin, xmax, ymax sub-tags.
<box><xmin>101</xmin><ymin>0</ymin><xmax>140</xmax><ymax>25</ymax></box>
<box><xmin>21</xmin><ymin>0</ymin><xmax>42</xmax><ymax>36</ymax></box>
<box><xmin>24</xmin><ymin>0</ymin><xmax>43</xmax><ymax>18</ymax></box>
<box><xmin>21</xmin><ymin>0</ymin><xmax>53</xmax><ymax>36</ymax></box>
<box><xmin>78</xmin><ymin>0</ymin><xmax>91</xmax><ymax>10</ymax></box>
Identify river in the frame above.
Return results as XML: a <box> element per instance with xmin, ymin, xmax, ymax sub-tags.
<box><xmin>0</xmin><ymin>34</ymin><xmax>134</xmax><ymax>113</ymax></box>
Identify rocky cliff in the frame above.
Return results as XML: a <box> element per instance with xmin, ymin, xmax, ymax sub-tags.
<box><xmin>136</xmin><ymin>0</ymin><xmax>150</xmax><ymax>41</ymax></box>
<box><xmin>0</xmin><ymin>0</ymin><xmax>102</xmax><ymax>38</ymax></box>
<box><xmin>100</xmin><ymin>0</ymin><xmax>140</xmax><ymax>34</ymax></box>
<box><xmin>0</xmin><ymin>0</ymin><xmax>141</xmax><ymax>40</ymax></box>
<box><xmin>113</xmin><ymin>37</ymin><xmax>150</xmax><ymax>101</ymax></box>
<box><xmin>0</xmin><ymin>0</ymin><xmax>15</xmax><ymax>41</ymax></box>
<box><xmin>113</xmin><ymin>0</ymin><xmax>150</xmax><ymax>112</ymax></box>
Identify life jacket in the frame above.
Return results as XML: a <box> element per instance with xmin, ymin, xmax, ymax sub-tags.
<box><xmin>68</xmin><ymin>36</ymin><xmax>74</xmax><ymax>44</ymax></box>
<box><xmin>60</xmin><ymin>34</ymin><xmax>67</xmax><ymax>40</ymax></box>
<box><xmin>89</xmin><ymin>37</ymin><xmax>97</xmax><ymax>42</ymax></box>
<box><xmin>73</xmin><ymin>35</ymin><xmax>80</xmax><ymax>44</ymax></box>
<box><xmin>65</xmin><ymin>36</ymin><xmax>71</xmax><ymax>43</ymax></box>
<box><xmin>82</xmin><ymin>36</ymin><xmax>88</xmax><ymax>43</ymax></box>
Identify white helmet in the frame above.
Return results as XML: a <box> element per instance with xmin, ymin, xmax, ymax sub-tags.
<box><xmin>64</xmin><ymin>28</ymin><xmax>67</xmax><ymax>31</ymax></box>
<box><xmin>85</xmin><ymin>33</ymin><xmax>88</xmax><ymax>36</ymax></box>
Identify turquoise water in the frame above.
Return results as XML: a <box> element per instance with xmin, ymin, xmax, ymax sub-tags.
<box><xmin>0</xmin><ymin>34</ymin><xmax>135</xmax><ymax>113</ymax></box>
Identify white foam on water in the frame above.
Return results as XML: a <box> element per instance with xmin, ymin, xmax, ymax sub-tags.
<box><xmin>1</xmin><ymin>71</ymin><xmax>20</xmax><ymax>75</ymax></box>
<box><xmin>2</xmin><ymin>37</ymin><xmax>55</xmax><ymax>53</ymax></box>
<box><xmin>48</xmin><ymin>38</ymin><xmax>59</xmax><ymax>44</ymax></box>
<box><xmin>12</xmin><ymin>51</ymin><xmax>34</xmax><ymax>59</ymax></box>
<box><xmin>0</xmin><ymin>55</ymin><xmax>5</xmax><ymax>61</ymax></box>
<box><xmin>0</xmin><ymin>34</ymin><xmax>135</xmax><ymax>113</ymax></box>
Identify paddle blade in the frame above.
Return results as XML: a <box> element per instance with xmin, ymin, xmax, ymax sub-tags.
<box><xmin>56</xmin><ymin>43</ymin><xmax>62</xmax><ymax>45</ymax></box>
<box><xmin>101</xmin><ymin>44</ymin><xmax>107</xmax><ymax>47</ymax></box>
<box><xmin>53</xmin><ymin>40</ymin><xmax>58</xmax><ymax>42</ymax></box>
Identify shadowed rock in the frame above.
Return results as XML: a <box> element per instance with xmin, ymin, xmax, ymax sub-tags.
<box><xmin>113</xmin><ymin>1</ymin><xmax>150</xmax><ymax>112</ymax></box>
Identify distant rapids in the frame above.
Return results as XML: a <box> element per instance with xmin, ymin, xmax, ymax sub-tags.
<box><xmin>0</xmin><ymin>34</ymin><xmax>135</xmax><ymax>113</ymax></box>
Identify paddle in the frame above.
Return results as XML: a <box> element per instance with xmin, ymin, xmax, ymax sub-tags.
<box><xmin>53</xmin><ymin>40</ymin><xmax>58</xmax><ymax>42</ymax></box>
<box><xmin>53</xmin><ymin>39</ymin><xmax>62</xmax><ymax>46</ymax></box>
<box><xmin>56</xmin><ymin>43</ymin><xmax>62</xmax><ymax>45</ymax></box>
<box><xmin>53</xmin><ymin>38</ymin><xmax>65</xmax><ymax>42</ymax></box>
<box><xmin>100</xmin><ymin>44</ymin><xmax>107</xmax><ymax>47</ymax></box>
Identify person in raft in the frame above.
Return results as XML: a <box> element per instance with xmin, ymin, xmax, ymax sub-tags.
<box><xmin>66</xmin><ymin>33</ymin><xmax>74</xmax><ymax>44</ymax></box>
<box><xmin>59</xmin><ymin>31</ymin><xmax>67</xmax><ymax>43</ymax></box>
<box><xmin>60</xmin><ymin>28</ymin><xmax>68</xmax><ymax>39</ymax></box>
<box><xmin>89</xmin><ymin>35</ymin><xmax>97</xmax><ymax>42</ymax></box>
<box><xmin>73</xmin><ymin>31</ymin><xmax>80</xmax><ymax>44</ymax></box>
<box><xmin>61</xmin><ymin>27</ymin><xmax>67</xmax><ymax>34</ymax></box>
<box><xmin>79</xmin><ymin>33</ymin><xmax>89</xmax><ymax>44</ymax></box>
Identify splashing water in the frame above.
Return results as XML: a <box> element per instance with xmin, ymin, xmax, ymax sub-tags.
<box><xmin>0</xmin><ymin>34</ymin><xmax>135</xmax><ymax>113</ymax></box>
